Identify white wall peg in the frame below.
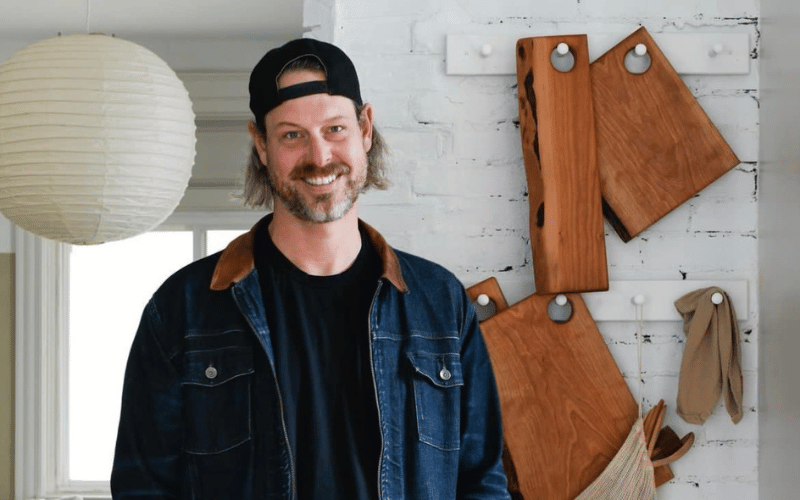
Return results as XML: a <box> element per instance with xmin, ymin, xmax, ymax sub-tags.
<box><xmin>477</xmin><ymin>293</ymin><xmax>491</xmax><ymax>306</ymax></box>
<box><xmin>581</xmin><ymin>280</ymin><xmax>749</xmax><ymax>321</ymax></box>
<box><xmin>550</xmin><ymin>42</ymin><xmax>576</xmax><ymax>72</ymax></box>
<box><xmin>625</xmin><ymin>43</ymin><xmax>652</xmax><ymax>74</ymax></box>
<box><xmin>445</xmin><ymin>33</ymin><xmax>750</xmax><ymax>75</ymax></box>
<box><xmin>555</xmin><ymin>294</ymin><xmax>568</xmax><ymax>306</ymax></box>
<box><xmin>480</xmin><ymin>44</ymin><xmax>493</xmax><ymax>57</ymax></box>
<box><xmin>654</xmin><ymin>34</ymin><xmax>748</xmax><ymax>73</ymax></box>
<box><xmin>711</xmin><ymin>292</ymin><xmax>724</xmax><ymax>304</ymax></box>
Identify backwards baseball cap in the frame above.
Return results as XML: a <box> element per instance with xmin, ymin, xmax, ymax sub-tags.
<box><xmin>248</xmin><ymin>38</ymin><xmax>363</xmax><ymax>124</ymax></box>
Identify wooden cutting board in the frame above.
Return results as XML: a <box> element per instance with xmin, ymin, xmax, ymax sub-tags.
<box><xmin>591</xmin><ymin>27</ymin><xmax>740</xmax><ymax>242</ymax></box>
<box><xmin>516</xmin><ymin>35</ymin><xmax>608</xmax><ymax>294</ymax></box>
<box><xmin>476</xmin><ymin>289</ymin><xmax>637</xmax><ymax>499</ymax></box>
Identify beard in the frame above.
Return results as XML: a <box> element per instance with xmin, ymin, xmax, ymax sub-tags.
<box><xmin>265</xmin><ymin>158</ymin><xmax>368</xmax><ymax>223</ymax></box>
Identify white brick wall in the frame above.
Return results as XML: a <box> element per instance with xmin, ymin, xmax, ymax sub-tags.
<box><xmin>319</xmin><ymin>0</ymin><xmax>761</xmax><ymax>497</ymax></box>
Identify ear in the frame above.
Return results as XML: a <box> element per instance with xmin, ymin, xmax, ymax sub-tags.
<box><xmin>248</xmin><ymin>121</ymin><xmax>269</xmax><ymax>165</ymax></box>
<box><xmin>358</xmin><ymin>103</ymin><xmax>374</xmax><ymax>152</ymax></box>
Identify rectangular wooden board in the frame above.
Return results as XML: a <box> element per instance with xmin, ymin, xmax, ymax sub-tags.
<box><xmin>516</xmin><ymin>35</ymin><xmax>609</xmax><ymax>294</ymax></box>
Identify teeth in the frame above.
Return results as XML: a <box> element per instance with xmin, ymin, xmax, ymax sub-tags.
<box><xmin>305</xmin><ymin>174</ymin><xmax>337</xmax><ymax>186</ymax></box>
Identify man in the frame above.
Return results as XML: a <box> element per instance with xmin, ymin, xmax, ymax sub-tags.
<box><xmin>111</xmin><ymin>38</ymin><xmax>510</xmax><ymax>499</ymax></box>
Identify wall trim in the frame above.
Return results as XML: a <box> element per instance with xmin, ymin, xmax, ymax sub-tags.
<box><xmin>12</xmin><ymin>229</ymin><xmax>93</xmax><ymax>499</ymax></box>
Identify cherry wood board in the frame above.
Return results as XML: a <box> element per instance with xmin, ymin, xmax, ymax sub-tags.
<box><xmin>478</xmin><ymin>292</ymin><xmax>637</xmax><ymax>500</ymax></box>
<box><xmin>516</xmin><ymin>35</ymin><xmax>608</xmax><ymax>294</ymax></box>
<box><xmin>590</xmin><ymin>27</ymin><xmax>740</xmax><ymax>242</ymax></box>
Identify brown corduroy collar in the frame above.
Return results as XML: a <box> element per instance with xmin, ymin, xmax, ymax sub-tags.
<box><xmin>209</xmin><ymin>216</ymin><xmax>409</xmax><ymax>293</ymax></box>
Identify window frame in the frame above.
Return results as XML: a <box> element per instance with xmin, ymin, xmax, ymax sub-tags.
<box><xmin>14</xmin><ymin>210</ymin><xmax>262</xmax><ymax>500</ymax></box>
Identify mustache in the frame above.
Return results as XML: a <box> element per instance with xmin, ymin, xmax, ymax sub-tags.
<box><xmin>288</xmin><ymin>162</ymin><xmax>350</xmax><ymax>180</ymax></box>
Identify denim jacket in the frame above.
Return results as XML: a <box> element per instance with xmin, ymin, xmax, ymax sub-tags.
<box><xmin>111</xmin><ymin>217</ymin><xmax>511</xmax><ymax>500</ymax></box>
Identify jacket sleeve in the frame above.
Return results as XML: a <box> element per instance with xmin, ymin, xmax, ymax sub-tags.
<box><xmin>111</xmin><ymin>298</ymin><xmax>183</xmax><ymax>499</ymax></box>
<box><xmin>456</xmin><ymin>291</ymin><xmax>512</xmax><ymax>500</ymax></box>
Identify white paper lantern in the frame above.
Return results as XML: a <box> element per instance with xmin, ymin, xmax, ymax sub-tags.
<box><xmin>0</xmin><ymin>34</ymin><xmax>196</xmax><ymax>244</ymax></box>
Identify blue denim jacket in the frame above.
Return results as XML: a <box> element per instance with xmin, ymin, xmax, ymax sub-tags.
<box><xmin>111</xmin><ymin>218</ymin><xmax>511</xmax><ymax>500</ymax></box>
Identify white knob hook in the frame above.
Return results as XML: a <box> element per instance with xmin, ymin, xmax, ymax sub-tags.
<box><xmin>711</xmin><ymin>292</ymin><xmax>724</xmax><ymax>305</ymax></box>
<box><xmin>709</xmin><ymin>43</ymin><xmax>725</xmax><ymax>57</ymax></box>
<box><xmin>480</xmin><ymin>44</ymin><xmax>493</xmax><ymax>58</ymax></box>
<box><xmin>634</xmin><ymin>43</ymin><xmax>648</xmax><ymax>57</ymax></box>
<box><xmin>555</xmin><ymin>294</ymin><xmax>568</xmax><ymax>306</ymax></box>
<box><xmin>476</xmin><ymin>294</ymin><xmax>491</xmax><ymax>306</ymax></box>
<box><xmin>632</xmin><ymin>293</ymin><xmax>646</xmax><ymax>306</ymax></box>
<box><xmin>556</xmin><ymin>42</ymin><xmax>570</xmax><ymax>56</ymax></box>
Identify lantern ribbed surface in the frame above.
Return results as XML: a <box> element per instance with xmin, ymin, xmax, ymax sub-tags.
<box><xmin>0</xmin><ymin>34</ymin><xmax>196</xmax><ymax>244</ymax></box>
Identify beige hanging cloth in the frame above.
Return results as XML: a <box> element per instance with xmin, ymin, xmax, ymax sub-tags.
<box><xmin>675</xmin><ymin>287</ymin><xmax>743</xmax><ymax>424</ymax></box>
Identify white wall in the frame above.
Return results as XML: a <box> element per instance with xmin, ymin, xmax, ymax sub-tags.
<box><xmin>757</xmin><ymin>0</ymin><xmax>800</xmax><ymax>497</ymax></box>
<box><xmin>319</xmin><ymin>0</ymin><xmax>761</xmax><ymax>498</ymax></box>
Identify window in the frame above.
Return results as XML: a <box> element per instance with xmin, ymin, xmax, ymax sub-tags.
<box><xmin>14</xmin><ymin>69</ymin><xmax>259</xmax><ymax>500</ymax></box>
<box><xmin>68</xmin><ymin>231</ymin><xmax>194</xmax><ymax>482</ymax></box>
<box><xmin>14</xmin><ymin>211</ymin><xmax>261</xmax><ymax>499</ymax></box>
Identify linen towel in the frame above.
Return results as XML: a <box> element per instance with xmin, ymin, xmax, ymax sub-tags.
<box><xmin>675</xmin><ymin>286</ymin><xmax>743</xmax><ymax>424</ymax></box>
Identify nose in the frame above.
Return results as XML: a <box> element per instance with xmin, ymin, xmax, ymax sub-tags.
<box><xmin>308</xmin><ymin>134</ymin><xmax>333</xmax><ymax>167</ymax></box>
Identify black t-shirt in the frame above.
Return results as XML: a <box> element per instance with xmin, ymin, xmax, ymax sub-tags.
<box><xmin>254</xmin><ymin>220</ymin><xmax>382</xmax><ymax>500</ymax></box>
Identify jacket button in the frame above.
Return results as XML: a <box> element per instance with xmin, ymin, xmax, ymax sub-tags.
<box><xmin>439</xmin><ymin>368</ymin><xmax>451</xmax><ymax>381</ymax></box>
<box><xmin>205</xmin><ymin>366</ymin><xmax>218</xmax><ymax>379</ymax></box>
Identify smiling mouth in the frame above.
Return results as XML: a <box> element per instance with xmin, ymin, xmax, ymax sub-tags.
<box><xmin>303</xmin><ymin>174</ymin><xmax>338</xmax><ymax>186</ymax></box>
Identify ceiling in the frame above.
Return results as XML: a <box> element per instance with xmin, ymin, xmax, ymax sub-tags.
<box><xmin>0</xmin><ymin>0</ymin><xmax>304</xmax><ymax>40</ymax></box>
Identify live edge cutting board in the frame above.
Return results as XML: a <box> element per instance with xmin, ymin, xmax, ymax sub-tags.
<box><xmin>591</xmin><ymin>27</ymin><xmax>740</xmax><ymax>242</ymax></box>
<box><xmin>516</xmin><ymin>35</ymin><xmax>608</xmax><ymax>294</ymax></box>
<box><xmin>470</xmin><ymin>279</ymin><xmax>637</xmax><ymax>500</ymax></box>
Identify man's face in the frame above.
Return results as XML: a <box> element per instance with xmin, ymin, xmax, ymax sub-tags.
<box><xmin>250</xmin><ymin>68</ymin><xmax>373</xmax><ymax>223</ymax></box>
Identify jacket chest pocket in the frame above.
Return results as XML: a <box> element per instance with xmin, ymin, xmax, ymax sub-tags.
<box><xmin>406</xmin><ymin>351</ymin><xmax>464</xmax><ymax>451</ymax></box>
<box><xmin>182</xmin><ymin>347</ymin><xmax>254</xmax><ymax>454</ymax></box>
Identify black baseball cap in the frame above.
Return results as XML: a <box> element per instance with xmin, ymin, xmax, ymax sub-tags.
<box><xmin>249</xmin><ymin>38</ymin><xmax>363</xmax><ymax>125</ymax></box>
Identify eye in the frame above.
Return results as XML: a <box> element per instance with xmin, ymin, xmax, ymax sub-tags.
<box><xmin>283</xmin><ymin>130</ymin><xmax>302</xmax><ymax>140</ymax></box>
<box><xmin>328</xmin><ymin>125</ymin><xmax>345</xmax><ymax>134</ymax></box>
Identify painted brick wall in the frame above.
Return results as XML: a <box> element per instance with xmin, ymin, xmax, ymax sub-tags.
<box><xmin>315</xmin><ymin>0</ymin><xmax>761</xmax><ymax>498</ymax></box>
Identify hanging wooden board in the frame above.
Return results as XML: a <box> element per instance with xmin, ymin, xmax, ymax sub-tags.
<box><xmin>590</xmin><ymin>27</ymin><xmax>740</xmax><ymax>242</ymax></box>
<box><xmin>478</xmin><ymin>292</ymin><xmax>637</xmax><ymax>500</ymax></box>
<box><xmin>466</xmin><ymin>278</ymin><xmax>523</xmax><ymax>498</ymax></box>
<box><xmin>466</xmin><ymin>276</ymin><xmax>510</xmax><ymax>322</ymax></box>
<box><xmin>516</xmin><ymin>35</ymin><xmax>608</xmax><ymax>294</ymax></box>
<box><xmin>466</xmin><ymin>277</ymin><xmax>509</xmax><ymax>311</ymax></box>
